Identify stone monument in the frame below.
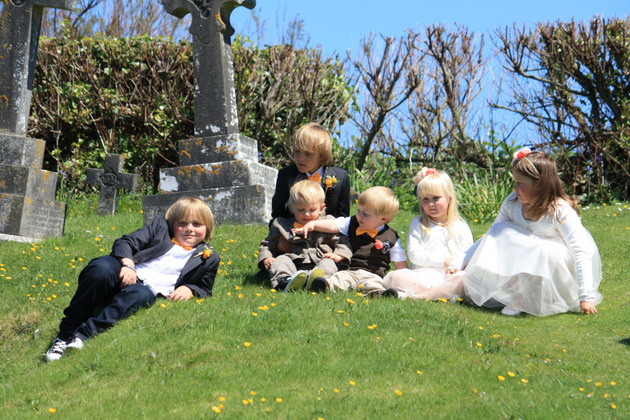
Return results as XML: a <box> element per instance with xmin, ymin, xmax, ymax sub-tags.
<box><xmin>143</xmin><ymin>0</ymin><xmax>277</xmax><ymax>225</ymax></box>
<box><xmin>86</xmin><ymin>154</ymin><xmax>138</xmax><ymax>216</ymax></box>
<box><xmin>0</xmin><ymin>0</ymin><xmax>78</xmax><ymax>242</ymax></box>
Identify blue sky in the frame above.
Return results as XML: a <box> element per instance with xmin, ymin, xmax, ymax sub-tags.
<box><xmin>231</xmin><ymin>0</ymin><xmax>629</xmax><ymax>56</ymax></box>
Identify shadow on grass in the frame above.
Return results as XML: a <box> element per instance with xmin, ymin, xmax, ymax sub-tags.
<box><xmin>242</xmin><ymin>271</ymin><xmax>268</xmax><ymax>287</ymax></box>
<box><xmin>619</xmin><ymin>338</ymin><xmax>630</xmax><ymax>346</ymax></box>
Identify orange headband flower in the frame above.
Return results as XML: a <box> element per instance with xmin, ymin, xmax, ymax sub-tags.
<box><xmin>512</xmin><ymin>147</ymin><xmax>540</xmax><ymax>175</ymax></box>
<box><xmin>413</xmin><ymin>167</ymin><xmax>438</xmax><ymax>185</ymax></box>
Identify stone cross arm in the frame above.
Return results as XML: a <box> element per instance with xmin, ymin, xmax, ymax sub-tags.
<box><xmin>159</xmin><ymin>0</ymin><xmax>255</xmax><ymax>42</ymax></box>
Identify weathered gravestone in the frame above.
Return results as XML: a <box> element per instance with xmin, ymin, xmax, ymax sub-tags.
<box><xmin>86</xmin><ymin>154</ymin><xmax>138</xmax><ymax>216</ymax></box>
<box><xmin>142</xmin><ymin>0</ymin><xmax>278</xmax><ymax>225</ymax></box>
<box><xmin>0</xmin><ymin>0</ymin><xmax>78</xmax><ymax>242</ymax></box>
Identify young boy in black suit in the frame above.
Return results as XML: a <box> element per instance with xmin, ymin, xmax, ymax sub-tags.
<box><xmin>45</xmin><ymin>197</ymin><xmax>219</xmax><ymax>362</ymax></box>
<box><xmin>271</xmin><ymin>122</ymin><xmax>350</xmax><ymax>220</ymax></box>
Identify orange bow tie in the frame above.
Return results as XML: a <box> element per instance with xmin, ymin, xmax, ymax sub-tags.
<box><xmin>293</xmin><ymin>221</ymin><xmax>304</xmax><ymax>229</ymax></box>
<box><xmin>356</xmin><ymin>227</ymin><xmax>378</xmax><ymax>238</ymax></box>
<box><xmin>308</xmin><ymin>173</ymin><xmax>321</xmax><ymax>183</ymax></box>
<box><xmin>172</xmin><ymin>237</ymin><xmax>194</xmax><ymax>251</ymax></box>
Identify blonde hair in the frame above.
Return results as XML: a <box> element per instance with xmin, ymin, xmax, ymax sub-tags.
<box><xmin>511</xmin><ymin>150</ymin><xmax>579</xmax><ymax>220</ymax></box>
<box><xmin>165</xmin><ymin>197</ymin><xmax>214</xmax><ymax>242</ymax></box>
<box><xmin>293</xmin><ymin>122</ymin><xmax>334</xmax><ymax>167</ymax></box>
<box><xmin>358</xmin><ymin>186</ymin><xmax>399</xmax><ymax>221</ymax></box>
<box><xmin>287</xmin><ymin>180</ymin><xmax>326</xmax><ymax>213</ymax></box>
<box><xmin>416</xmin><ymin>170</ymin><xmax>464</xmax><ymax>232</ymax></box>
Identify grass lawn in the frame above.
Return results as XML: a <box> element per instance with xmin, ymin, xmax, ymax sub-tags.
<box><xmin>1</xmin><ymin>197</ymin><xmax>629</xmax><ymax>419</ymax></box>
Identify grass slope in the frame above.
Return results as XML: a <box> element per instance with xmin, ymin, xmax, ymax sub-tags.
<box><xmin>0</xmin><ymin>198</ymin><xmax>629</xmax><ymax>419</ymax></box>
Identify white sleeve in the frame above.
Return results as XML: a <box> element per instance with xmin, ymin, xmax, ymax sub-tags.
<box><xmin>450</xmin><ymin>221</ymin><xmax>474</xmax><ymax>268</ymax></box>
<box><xmin>335</xmin><ymin>217</ymin><xmax>352</xmax><ymax>236</ymax></box>
<box><xmin>389</xmin><ymin>238</ymin><xmax>407</xmax><ymax>262</ymax></box>
<box><xmin>555</xmin><ymin>205</ymin><xmax>601</xmax><ymax>301</ymax></box>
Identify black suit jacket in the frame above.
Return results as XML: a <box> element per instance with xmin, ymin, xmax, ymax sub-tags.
<box><xmin>271</xmin><ymin>164</ymin><xmax>350</xmax><ymax>220</ymax></box>
<box><xmin>110</xmin><ymin>218</ymin><xmax>220</xmax><ymax>297</ymax></box>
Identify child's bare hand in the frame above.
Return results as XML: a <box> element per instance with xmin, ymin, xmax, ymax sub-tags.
<box><xmin>263</xmin><ymin>257</ymin><xmax>275</xmax><ymax>271</ymax></box>
<box><xmin>169</xmin><ymin>285</ymin><xmax>193</xmax><ymax>301</ymax></box>
<box><xmin>119</xmin><ymin>266</ymin><xmax>137</xmax><ymax>288</ymax></box>
<box><xmin>322</xmin><ymin>253</ymin><xmax>343</xmax><ymax>262</ymax></box>
<box><xmin>580</xmin><ymin>301</ymin><xmax>597</xmax><ymax>314</ymax></box>
<box><xmin>292</xmin><ymin>221</ymin><xmax>316</xmax><ymax>238</ymax></box>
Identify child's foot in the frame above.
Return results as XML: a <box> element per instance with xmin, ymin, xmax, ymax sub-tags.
<box><xmin>284</xmin><ymin>271</ymin><xmax>307</xmax><ymax>292</ymax></box>
<box><xmin>45</xmin><ymin>338</ymin><xmax>67</xmax><ymax>362</ymax></box>
<box><xmin>381</xmin><ymin>288</ymin><xmax>399</xmax><ymax>298</ymax></box>
<box><xmin>308</xmin><ymin>277</ymin><xmax>327</xmax><ymax>293</ymax></box>
<box><xmin>66</xmin><ymin>336</ymin><xmax>84</xmax><ymax>350</ymax></box>
<box><xmin>501</xmin><ymin>306</ymin><xmax>522</xmax><ymax>316</ymax></box>
<box><xmin>306</xmin><ymin>268</ymin><xmax>325</xmax><ymax>290</ymax></box>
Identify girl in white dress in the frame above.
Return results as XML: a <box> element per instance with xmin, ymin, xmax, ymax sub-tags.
<box><xmin>382</xmin><ymin>168</ymin><xmax>473</xmax><ymax>299</ymax></box>
<box><xmin>462</xmin><ymin>148</ymin><xmax>602</xmax><ymax>316</ymax></box>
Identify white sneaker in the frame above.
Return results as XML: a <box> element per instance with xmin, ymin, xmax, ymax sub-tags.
<box><xmin>284</xmin><ymin>271</ymin><xmax>307</xmax><ymax>292</ymax></box>
<box><xmin>45</xmin><ymin>338</ymin><xmax>67</xmax><ymax>362</ymax></box>
<box><xmin>66</xmin><ymin>336</ymin><xmax>84</xmax><ymax>350</ymax></box>
<box><xmin>501</xmin><ymin>306</ymin><xmax>522</xmax><ymax>316</ymax></box>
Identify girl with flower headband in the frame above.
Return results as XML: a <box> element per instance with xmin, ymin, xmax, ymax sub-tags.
<box><xmin>461</xmin><ymin>148</ymin><xmax>602</xmax><ymax>316</ymax></box>
<box><xmin>381</xmin><ymin>168</ymin><xmax>473</xmax><ymax>299</ymax></box>
<box><xmin>45</xmin><ymin>197</ymin><xmax>220</xmax><ymax>362</ymax></box>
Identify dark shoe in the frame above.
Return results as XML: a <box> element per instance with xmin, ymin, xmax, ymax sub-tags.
<box><xmin>306</xmin><ymin>268</ymin><xmax>325</xmax><ymax>290</ymax></box>
<box><xmin>381</xmin><ymin>288</ymin><xmax>399</xmax><ymax>298</ymax></box>
<box><xmin>45</xmin><ymin>338</ymin><xmax>66</xmax><ymax>362</ymax></box>
<box><xmin>309</xmin><ymin>277</ymin><xmax>327</xmax><ymax>293</ymax></box>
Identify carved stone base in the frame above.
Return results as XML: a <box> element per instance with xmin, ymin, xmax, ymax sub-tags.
<box><xmin>142</xmin><ymin>184</ymin><xmax>275</xmax><ymax>225</ymax></box>
<box><xmin>0</xmin><ymin>194</ymin><xmax>66</xmax><ymax>240</ymax></box>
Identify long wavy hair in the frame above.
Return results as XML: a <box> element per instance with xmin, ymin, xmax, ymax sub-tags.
<box><xmin>511</xmin><ymin>151</ymin><xmax>579</xmax><ymax>221</ymax></box>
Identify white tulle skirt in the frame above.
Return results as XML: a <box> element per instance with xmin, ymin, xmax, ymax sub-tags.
<box><xmin>462</xmin><ymin>222</ymin><xmax>602</xmax><ymax>316</ymax></box>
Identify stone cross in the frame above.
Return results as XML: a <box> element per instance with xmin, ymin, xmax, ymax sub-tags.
<box><xmin>86</xmin><ymin>154</ymin><xmax>138</xmax><ymax>216</ymax></box>
<box><xmin>159</xmin><ymin>0</ymin><xmax>255</xmax><ymax>137</ymax></box>
<box><xmin>0</xmin><ymin>0</ymin><xmax>79</xmax><ymax>136</ymax></box>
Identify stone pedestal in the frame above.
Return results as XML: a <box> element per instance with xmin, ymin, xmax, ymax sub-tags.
<box><xmin>143</xmin><ymin>133</ymin><xmax>276</xmax><ymax>225</ymax></box>
<box><xmin>0</xmin><ymin>134</ymin><xmax>66</xmax><ymax>242</ymax></box>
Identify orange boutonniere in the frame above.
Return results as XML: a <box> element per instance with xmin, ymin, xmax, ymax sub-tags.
<box><xmin>194</xmin><ymin>245</ymin><xmax>212</xmax><ymax>260</ymax></box>
<box><xmin>324</xmin><ymin>175</ymin><xmax>338</xmax><ymax>189</ymax></box>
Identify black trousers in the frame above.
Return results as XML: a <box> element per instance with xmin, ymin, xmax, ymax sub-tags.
<box><xmin>57</xmin><ymin>256</ymin><xmax>156</xmax><ymax>341</ymax></box>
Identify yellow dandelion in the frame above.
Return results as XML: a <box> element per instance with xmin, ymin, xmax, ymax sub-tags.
<box><xmin>238</xmin><ymin>293</ymin><xmax>243</xmax><ymax>298</ymax></box>
<box><xmin>271</xmin><ymin>303</ymin><xmax>276</xmax><ymax>307</ymax></box>
<box><xmin>160</xmin><ymin>303</ymin><xmax>167</xmax><ymax>308</ymax></box>
<box><xmin>235</xmin><ymin>285</ymin><xmax>242</xmax><ymax>290</ymax></box>
<box><xmin>611</xmin><ymin>381</ymin><xmax>617</xmax><ymax>386</ymax></box>
<box><xmin>349</xmin><ymin>380</ymin><xmax>356</xmax><ymax>386</ymax></box>
<box><xmin>275</xmin><ymin>397</ymin><xmax>283</xmax><ymax>403</ymax></box>
<box><xmin>507</xmin><ymin>371</ymin><xmax>515</xmax><ymax>377</ymax></box>
<box><xmin>343</xmin><ymin>322</ymin><xmax>350</xmax><ymax>326</ymax></box>
<box><xmin>346</xmin><ymin>299</ymin><xmax>355</xmax><ymax>304</ymax></box>
<box><xmin>49</xmin><ymin>408</ymin><xmax>56</xmax><ymax>413</ymax></box>
<box><xmin>334</xmin><ymin>389</ymin><xmax>340</xmax><ymax>393</ymax></box>
<box><xmin>416</xmin><ymin>370</ymin><xmax>423</xmax><ymax>375</ymax></box>
<box><xmin>212</xmin><ymin>406</ymin><xmax>221</xmax><ymax>413</ymax></box>
<box><xmin>258</xmin><ymin>305</ymin><xmax>269</xmax><ymax>311</ymax></box>
<box><xmin>337</xmin><ymin>310</ymin><xmax>344</xmax><ymax>314</ymax></box>
<box><xmin>498</xmin><ymin>375</ymin><xmax>506</xmax><ymax>381</ymax></box>
<box><xmin>242</xmin><ymin>399</ymin><xmax>249</xmax><ymax>405</ymax></box>
<box><xmin>244</xmin><ymin>342</ymin><xmax>252</xmax><ymax>347</ymax></box>
<box><xmin>476</xmin><ymin>342</ymin><xmax>482</xmax><ymax>347</ymax></box>
<box><xmin>521</xmin><ymin>379</ymin><xmax>528</xmax><ymax>384</ymax></box>
<box><xmin>395</xmin><ymin>390</ymin><xmax>403</xmax><ymax>396</ymax></box>
<box><xmin>250</xmin><ymin>391</ymin><xmax>257</xmax><ymax>396</ymax></box>
<box><xmin>478</xmin><ymin>326</ymin><xmax>484</xmax><ymax>330</ymax></box>
<box><xmin>252</xmin><ymin>312</ymin><xmax>258</xmax><ymax>317</ymax></box>
<box><xmin>579</xmin><ymin>387</ymin><xmax>585</xmax><ymax>391</ymax></box>
<box><xmin>596</xmin><ymin>382</ymin><xmax>603</xmax><ymax>387</ymax></box>
<box><xmin>612</xmin><ymin>404</ymin><xmax>617</xmax><ymax>409</ymax></box>
<box><xmin>256</xmin><ymin>293</ymin><xmax>262</xmax><ymax>297</ymax></box>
